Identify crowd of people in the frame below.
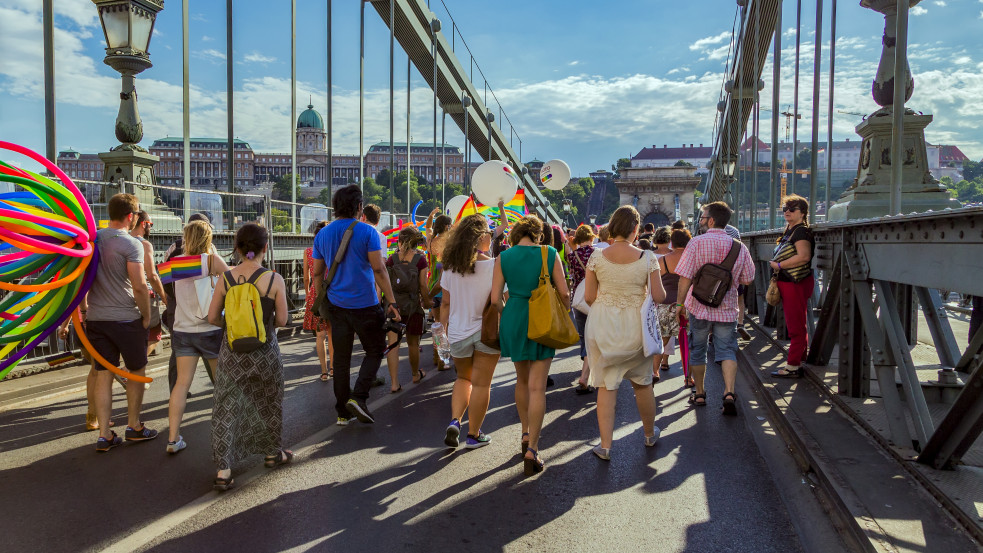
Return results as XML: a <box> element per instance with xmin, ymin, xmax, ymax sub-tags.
<box><xmin>63</xmin><ymin>186</ymin><xmax>818</xmax><ymax>489</ymax></box>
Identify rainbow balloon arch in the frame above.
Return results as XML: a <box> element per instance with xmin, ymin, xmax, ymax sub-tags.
<box><xmin>0</xmin><ymin>141</ymin><xmax>151</xmax><ymax>383</ymax></box>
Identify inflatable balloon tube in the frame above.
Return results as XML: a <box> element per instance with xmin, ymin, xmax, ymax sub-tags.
<box><xmin>0</xmin><ymin>140</ymin><xmax>151</xmax><ymax>383</ymax></box>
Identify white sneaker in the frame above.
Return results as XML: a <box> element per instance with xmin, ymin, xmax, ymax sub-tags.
<box><xmin>644</xmin><ymin>427</ymin><xmax>662</xmax><ymax>447</ymax></box>
<box><xmin>166</xmin><ymin>436</ymin><xmax>187</xmax><ymax>454</ymax></box>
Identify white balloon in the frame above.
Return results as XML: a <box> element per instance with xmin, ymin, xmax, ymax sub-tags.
<box><xmin>445</xmin><ymin>195</ymin><xmax>470</xmax><ymax>219</ymax></box>
<box><xmin>471</xmin><ymin>160</ymin><xmax>519</xmax><ymax>206</ymax></box>
<box><xmin>540</xmin><ymin>159</ymin><xmax>572</xmax><ymax>191</ymax></box>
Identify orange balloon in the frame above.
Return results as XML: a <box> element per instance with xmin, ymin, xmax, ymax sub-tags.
<box><xmin>0</xmin><ymin>254</ymin><xmax>90</xmax><ymax>292</ymax></box>
<box><xmin>71</xmin><ymin>310</ymin><xmax>152</xmax><ymax>383</ymax></box>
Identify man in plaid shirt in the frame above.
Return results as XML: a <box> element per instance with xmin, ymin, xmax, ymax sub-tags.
<box><xmin>675</xmin><ymin>201</ymin><xmax>755</xmax><ymax>415</ymax></box>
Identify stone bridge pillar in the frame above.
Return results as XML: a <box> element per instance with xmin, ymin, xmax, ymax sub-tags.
<box><xmin>614</xmin><ymin>165</ymin><xmax>701</xmax><ymax>227</ymax></box>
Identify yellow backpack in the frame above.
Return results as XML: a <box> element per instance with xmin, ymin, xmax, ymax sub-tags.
<box><xmin>222</xmin><ymin>268</ymin><xmax>273</xmax><ymax>352</ymax></box>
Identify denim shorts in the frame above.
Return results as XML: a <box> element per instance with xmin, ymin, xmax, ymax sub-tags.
<box><xmin>449</xmin><ymin>330</ymin><xmax>500</xmax><ymax>359</ymax></box>
<box><xmin>688</xmin><ymin>316</ymin><xmax>739</xmax><ymax>366</ymax></box>
<box><xmin>171</xmin><ymin>329</ymin><xmax>224</xmax><ymax>359</ymax></box>
<box><xmin>573</xmin><ymin>309</ymin><xmax>588</xmax><ymax>359</ymax></box>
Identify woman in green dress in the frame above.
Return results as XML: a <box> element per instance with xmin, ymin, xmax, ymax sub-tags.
<box><xmin>492</xmin><ymin>215</ymin><xmax>570</xmax><ymax>476</ymax></box>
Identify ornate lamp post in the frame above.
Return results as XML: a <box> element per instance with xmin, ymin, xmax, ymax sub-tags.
<box><xmin>827</xmin><ymin>0</ymin><xmax>958</xmax><ymax>220</ymax></box>
<box><xmin>92</xmin><ymin>0</ymin><xmax>163</xmax><ymax>204</ymax></box>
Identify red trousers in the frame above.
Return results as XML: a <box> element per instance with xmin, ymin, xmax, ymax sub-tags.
<box><xmin>777</xmin><ymin>275</ymin><xmax>814</xmax><ymax>366</ymax></box>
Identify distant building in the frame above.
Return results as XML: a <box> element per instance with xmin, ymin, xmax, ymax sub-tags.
<box><xmin>149</xmin><ymin>137</ymin><xmax>254</xmax><ymax>190</ymax></box>
<box><xmin>56</xmin><ymin>149</ymin><xmax>105</xmax><ymax>181</ymax></box>
<box><xmin>524</xmin><ymin>159</ymin><xmax>545</xmax><ymax>184</ymax></box>
<box><xmin>631</xmin><ymin>144</ymin><xmax>712</xmax><ymax>173</ymax></box>
<box><xmin>365</xmin><ymin>142</ymin><xmax>471</xmax><ymax>184</ymax></box>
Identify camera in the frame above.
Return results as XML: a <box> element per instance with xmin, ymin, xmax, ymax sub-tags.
<box><xmin>383</xmin><ymin>318</ymin><xmax>406</xmax><ymax>335</ymax></box>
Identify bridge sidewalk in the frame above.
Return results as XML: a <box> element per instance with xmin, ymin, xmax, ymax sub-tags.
<box><xmin>739</xmin><ymin>324</ymin><xmax>981</xmax><ymax>552</ymax></box>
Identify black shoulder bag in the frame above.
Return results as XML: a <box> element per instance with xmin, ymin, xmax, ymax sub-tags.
<box><xmin>314</xmin><ymin>220</ymin><xmax>360</xmax><ymax>320</ymax></box>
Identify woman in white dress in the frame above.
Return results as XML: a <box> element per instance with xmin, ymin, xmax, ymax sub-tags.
<box><xmin>584</xmin><ymin>205</ymin><xmax>666</xmax><ymax>460</ymax></box>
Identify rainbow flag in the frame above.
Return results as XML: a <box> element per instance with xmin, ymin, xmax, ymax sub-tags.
<box><xmin>456</xmin><ymin>189</ymin><xmax>527</xmax><ymax>226</ymax></box>
<box><xmin>45</xmin><ymin>351</ymin><xmax>76</xmax><ymax>367</ymax></box>
<box><xmin>158</xmin><ymin>254</ymin><xmax>205</xmax><ymax>284</ymax></box>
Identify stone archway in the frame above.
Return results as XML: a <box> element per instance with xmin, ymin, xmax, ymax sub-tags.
<box><xmin>642</xmin><ymin>211</ymin><xmax>670</xmax><ymax>228</ymax></box>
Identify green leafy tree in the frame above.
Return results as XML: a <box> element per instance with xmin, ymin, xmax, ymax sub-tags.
<box><xmin>270</xmin><ymin>207</ymin><xmax>297</xmax><ymax>233</ymax></box>
<box><xmin>962</xmin><ymin>160</ymin><xmax>983</xmax><ymax>183</ymax></box>
<box><xmin>273</xmin><ymin>173</ymin><xmax>303</xmax><ymax>202</ymax></box>
<box><xmin>674</xmin><ymin>160</ymin><xmax>694</xmax><ymax>167</ymax></box>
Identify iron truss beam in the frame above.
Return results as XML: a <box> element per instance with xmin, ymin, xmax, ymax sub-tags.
<box><xmin>706</xmin><ymin>0</ymin><xmax>781</xmax><ymax>202</ymax></box>
<box><xmin>368</xmin><ymin>0</ymin><xmax>560</xmax><ymax>224</ymax></box>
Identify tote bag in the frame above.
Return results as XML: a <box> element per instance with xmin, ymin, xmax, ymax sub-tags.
<box><xmin>641</xmin><ymin>254</ymin><xmax>664</xmax><ymax>356</ymax></box>
<box><xmin>527</xmin><ymin>247</ymin><xmax>580</xmax><ymax>349</ymax></box>
<box><xmin>193</xmin><ymin>254</ymin><xmax>216</xmax><ymax>320</ymax></box>
<box><xmin>571</xmin><ymin>250</ymin><xmax>591</xmax><ymax>314</ymax></box>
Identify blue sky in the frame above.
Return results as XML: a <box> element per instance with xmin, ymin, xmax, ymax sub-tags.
<box><xmin>1</xmin><ymin>0</ymin><xmax>982</xmax><ymax>177</ymax></box>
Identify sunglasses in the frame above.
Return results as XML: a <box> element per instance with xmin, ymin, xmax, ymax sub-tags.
<box><xmin>782</xmin><ymin>206</ymin><xmax>800</xmax><ymax>213</ymax></box>
<box><xmin>144</xmin><ymin>222</ymin><xmax>154</xmax><ymax>228</ymax></box>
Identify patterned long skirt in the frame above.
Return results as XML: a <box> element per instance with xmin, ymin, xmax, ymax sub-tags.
<box><xmin>211</xmin><ymin>332</ymin><xmax>284</xmax><ymax>471</ymax></box>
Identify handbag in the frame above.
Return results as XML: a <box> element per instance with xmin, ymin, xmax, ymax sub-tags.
<box><xmin>771</xmin><ymin>225</ymin><xmax>813</xmax><ymax>283</ymax></box>
<box><xmin>571</xmin><ymin>249</ymin><xmax>591</xmax><ymax>315</ymax></box>
<box><xmin>480</xmin><ymin>300</ymin><xmax>500</xmax><ymax>350</ymax></box>
<box><xmin>641</xmin><ymin>254</ymin><xmax>664</xmax><ymax>356</ymax></box>
<box><xmin>314</xmin><ymin>220</ymin><xmax>360</xmax><ymax>320</ymax></box>
<box><xmin>527</xmin><ymin>246</ymin><xmax>580</xmax><ymax>349</ymax></box>
<box><xmin>766</xmin><ymin>276</ymin><xmax>782</xmax><ymax>306</ymax></box>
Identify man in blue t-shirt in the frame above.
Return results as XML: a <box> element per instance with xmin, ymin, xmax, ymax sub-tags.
<box><xmin>312</xmin><ymin>185</ymin><xmax>400</xmax><ymax>425</ymax></box>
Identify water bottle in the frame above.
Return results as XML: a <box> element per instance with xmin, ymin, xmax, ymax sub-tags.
<box><xmin>431</xmin><ymin>322</ymin><xmax>452</xmax><ymax>365</ymax></box>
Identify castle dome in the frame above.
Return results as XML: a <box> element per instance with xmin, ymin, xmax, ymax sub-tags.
<box><xmin>297</xmin><ymin>104</ymin><xmax>324</xmax><ymax>130</ymax></box>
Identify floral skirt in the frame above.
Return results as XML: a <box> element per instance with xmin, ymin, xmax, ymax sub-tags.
<box><xmin>657</xmin><ymin>303</ymin><xmax>680</xmax><ymax>338</ymax></box>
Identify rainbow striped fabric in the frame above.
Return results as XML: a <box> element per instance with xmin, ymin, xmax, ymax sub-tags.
<box><xmin>456</xmin><ymin>189</ymin><xmax>527</xmax><ymax>225</ymax></box>
<box><xmin>158</xmin><ymin>254</ymin><xmax>206</xmax><ymax>284</ymax></box>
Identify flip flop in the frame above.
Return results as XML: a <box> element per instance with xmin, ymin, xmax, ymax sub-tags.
<box><xmin>722</xmin><ymin>392</ymin><xmax>737</xmax><ymax>416</ymax></box>
<box><xmin>391</xmin><ymin>385</ymin><xmax>402</xmax><ymax>394</ymax></box>
<box><xmin>213</xmin><ymin>476</ymin><xmax>234</xmax><ymax>491</ymax></box>
<box><xmin>264</xmin><ymin>449</ymin><xmax>294</xmax><ymax>468</ymax></box>
<box><xmin>413</xmin><ymin>369</ymin><xmax>427</xmax><ymax>383</ymax></box>
<box><xmin>320</xmin><ymin>372</ymin><xmax>329</xmax><ymax>382</ymax></box>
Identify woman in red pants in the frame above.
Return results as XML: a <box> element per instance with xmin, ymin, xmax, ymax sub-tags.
<box><xmin>769</xmin><ymin>195</ymin><xmax>815</xmax><ymax>378</ymax></box>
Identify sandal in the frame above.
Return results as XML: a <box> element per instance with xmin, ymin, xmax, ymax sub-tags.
<box><xmin>660</xmin><ymin>361</ymin><xmax>670</xmax><ymax>371</ymax></box>
<box><xmin>722</xmin><ymin>392</ymin><xmax>737</xmax><ymax>416</ymax></box>
<box><xmin>771</xmin><ymin>368</ymin><xmax>802</xmax><ymax>379</ymax></box>
<box><xmin>690</xmin><ymin>393</ymin><xmax>707</xmax><ymax>407</ymax></box>
<box><xmin>413</xmin><ymin>369</ymin><xmax>426</xmax><ymax>384</ymax></box>
<box><xmin>328</xmin><ymin>369</ymin><xmax>334</xmax><ymax>378</ymax></box>
<box><xmin>213</xmin><ymin>476</ymin><xmax>234</xmax><ymax>491</ymax></box>
<box><xmin>524</xmin><ymin>448</ymin><xmax>544</xmax><ymax>476</ymax></box>
<box><xmin>264</xmin><ymin>449</ymin><xmax>294</xmax><ymax>468</ymax></box>
<box><xmin>320</xmin><ymin>372</ymin><xmax>329</xmax><ymax>382</ymax></box>
<box><xmin>390</xmin><ymin>385</ymin><xmax>402</xmax><ymax>394</ymax></box>
<box><xmin>520</xmin><ymin>432</ymin><xmax>530</xmax><ymax>455</ymax></box>
<box><xmin>684</xmin><ymin>376</ymin><xmax>695</xmax><ymax>389</ymax></box>
<box><xmin>651</xmin><ymin>373</ymin><xmax>660</xmax><ymax>385</ymax></box>
<box><xmin>574</xmin><ymin>383</ymin><xmax>595</xmax><ymax>395</ymax></box>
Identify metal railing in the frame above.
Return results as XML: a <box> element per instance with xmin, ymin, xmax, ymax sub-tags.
<box><xmin>743</xmin><ymin>207</ymin><xmax>983</xmax><ymax>470</ymax></box>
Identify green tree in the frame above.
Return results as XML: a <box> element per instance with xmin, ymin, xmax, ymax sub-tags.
<box><xmin>611</xmin><ymin>157</ymin><xmax>631</xmax><ymax>179</ymax></box>
<box><xmin>962</xmin><ymin>160</ymin><xmax>983</xmax><ymax>183</ymax></box>
<box><xmin>273</xmin><ymin>173</ymin><xmax>303</xmax><ymax>202</ymax></box>
<box><xmin>270</xmin><ymin>207</ymin><xmax>297</xmax><ymax>233</ymax></box>
<box><xmin>674</xmin><ymin>160</ymin><xmax>694</xmax><ymax>167</ymax></box>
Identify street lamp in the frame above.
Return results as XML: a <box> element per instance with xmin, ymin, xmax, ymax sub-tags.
<box><xmin>588</xmin><ymin>214</ymin><xmax>597</xmax><ymax>226</ymax></box>
<box><xmin>92</xmin><ymin>0</ymin><xmax>163</xmax><ymax>201</ymax></box>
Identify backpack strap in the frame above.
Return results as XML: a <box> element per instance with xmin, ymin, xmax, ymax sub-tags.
<box><xmin>246</xmin><ymin>268</ymin><xmax>275</xmax><ymax>296</ymax></box>
<box><xmin>720</xmin><ymin>239</ymin><xmax>741</xmax><ymax>271</ymax></box>
<box><xmin>222</xmin><ymin>270</ymin><xmax>235</xmax><ymax>290</ymax></box>
<box><xmin>325</xmin><ymin>220</ymin><xmax>360</xmax><ymax>291</ymax></box>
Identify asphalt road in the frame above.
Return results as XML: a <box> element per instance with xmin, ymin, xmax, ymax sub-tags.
<box><xmin>0</xmin><ymin>335</ymin><xmax>809</xmax><ymax>553</ymax></box>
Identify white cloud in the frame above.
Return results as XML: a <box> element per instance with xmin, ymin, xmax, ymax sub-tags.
<box><xmin>933</xmin><ymin>1</ymin><xmax>946</xmax><ymax>6</ymax></box>
<box><xmin>568</xmin><ymin>60</ymin><xmax>580</xmax><ymax>66</ymax></box>
<box><xmin>689</xmin><ymin>31</ymin><xmax>731</xmax><ymax>51</ymax></box>
<box><xmin>243</xmin><ymin>52</ymin><xmax>276</xmax><ymax>64</ymax></box>
<box><xmin>911</xmin><ymin>6</ymin><xmax>928</xmax><ymax>15</ymax></box>
<box><xmin>202</xmin><ymin>35</ymin><xmax>214</xmax><ymax>42</ymax></box>
<box><xmin>198</xmin><ymin>49</ymin><xmax>226</xmax><ymax>63</ymax></box>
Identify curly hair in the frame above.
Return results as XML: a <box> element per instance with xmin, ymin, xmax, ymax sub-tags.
<box><xmin>653</xmin><ymin>226</ymin><xmax>671</xmax><ymax>245</ymax></box>
<box><xmin>670</xmin><ymin>228</ymin><xmax>692</xmax><ymax>249</ymax></box>
<box><xmin>782</xmin><ymin>194</ymin><xmax>810</xmax><ymax>225</ymax></box>
<box><xmin>509</xmin><ymin>215</ymin><xmax>544</xmax><ymax>247</ymax></box>
<box><xmin>397</xmin><ymin>226</ymin><xmax>425</xmax><ymax>251</ymax></box>
<box><xmin>441</xmin><ymin>214</ymin><xmax>489</xmax><ymax>275</ymax></box>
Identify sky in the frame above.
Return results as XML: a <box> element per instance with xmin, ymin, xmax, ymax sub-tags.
<box><xmin>1</xmin><ymin>0</ymin><xmax>982</xmax><ymax>177</ymax></box>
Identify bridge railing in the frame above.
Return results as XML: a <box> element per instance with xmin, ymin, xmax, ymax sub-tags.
<box><xmin>743</xmin><ymin>207</ymin><xmax>983</xmax><ymax>470</ymax></box>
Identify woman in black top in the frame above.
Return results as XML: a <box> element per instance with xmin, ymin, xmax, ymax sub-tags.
<box><xmin>769</xmin><ymin>195</ymin><xmax>815</xmax><ymax>378</ymax></box>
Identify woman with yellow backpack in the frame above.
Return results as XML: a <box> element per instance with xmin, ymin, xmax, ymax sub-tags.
<box><xmin>206</xmin><ymin>224</ymin><xmax>290</xmax><ymax>491</ymax></box>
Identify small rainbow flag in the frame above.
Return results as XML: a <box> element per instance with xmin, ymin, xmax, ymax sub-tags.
<box><xmin>45</xmin><ymin>350</ymin><xmax>76</xmax><ymax>367</ymax></box>
<box><xmin>158</xmin><ymin>254</ymin><xmax>206</xmax><ymax>284</ymax></box>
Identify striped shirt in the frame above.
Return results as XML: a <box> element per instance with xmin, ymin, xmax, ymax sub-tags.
<box><xmin>675</xmin><ymin>228</ymin><xmax>755</xmax><ymax>322</ymax></box>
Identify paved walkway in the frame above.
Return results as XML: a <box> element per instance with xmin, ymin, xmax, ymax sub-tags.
<box><xmin>1</xmin><ymin>336</ymin><xmax>811</xmax><ymax>553</ymax></box>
